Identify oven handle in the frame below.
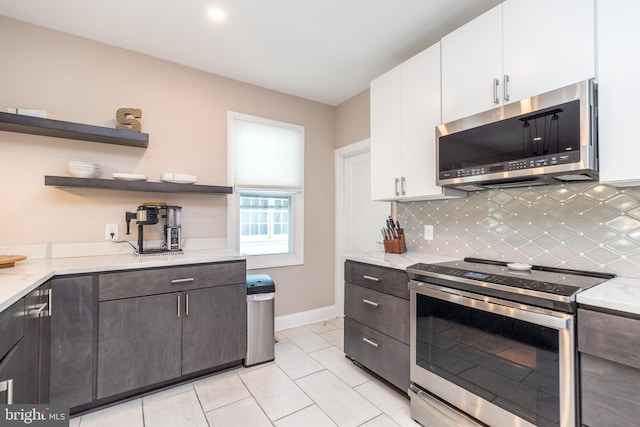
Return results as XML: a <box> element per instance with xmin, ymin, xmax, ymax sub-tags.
<box><xmin>411</xmin><ymin>281</ymin><xmax>572</xmax><ymax>331</ymax></box>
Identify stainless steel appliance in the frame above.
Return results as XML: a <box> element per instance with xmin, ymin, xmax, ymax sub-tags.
<box><xmin>407</xmin><ymin>258</ymin><xmax>614</xmax><ymax>427</ymax></box>
<box><xmin>436</xmin><ymin>80</ymin><xmax>598</xmax><ymax>191</ymax></box>
<box><xmin>125</xmin><ymin>203</ymin><xmax>182</xmax><ymax>254</ymax></box>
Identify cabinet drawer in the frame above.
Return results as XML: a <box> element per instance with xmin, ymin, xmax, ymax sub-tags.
<box><xmin>0</xmin><ymin>299</ymin><xmax>24</xmax><ymax>360</ymax></box>
<box><xmin>344</xmin><ymin>317</ymin><xmax>409</xmax><ymax>392</ymax></box>
<box><xmin>345</xmin><ymin>260</ymin><xmax>409</xmax><ymax>300</ymax></box>
<box><xmin>581</xmin><ymin>353</ymin><xmax>640</xmax><ymax>427</ymax></box>
<box><xmin>578</xmin><ymin>308</ymin><xmax>640</xmax><ymax>369</ymax></box>
<box><xmin>99</xmin><ymin>260</ymin><xmax>246</xmax><ymax>301</ymax></box>
<box><xmin>345</xmin><ymin>283</ymin><xmax>409</xmax><ymax>344</ymax></box>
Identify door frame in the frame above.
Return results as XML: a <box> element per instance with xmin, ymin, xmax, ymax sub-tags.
<box><xmin>334</xmin><ymin>138</ymin><xmax>371</xmax><ymax>317</ymax></box>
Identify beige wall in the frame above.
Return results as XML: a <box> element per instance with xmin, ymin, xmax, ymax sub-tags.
<box><xmin>0</xmin><ymin>16</ymin><xmax>336</xmax><ymax>316</ymax></box>
<box><xmin>335</xmin><ymin>89</ymin><xmax>370</xmax><ymax>148</ymax></box>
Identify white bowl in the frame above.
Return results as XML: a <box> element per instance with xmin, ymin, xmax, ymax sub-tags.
<box><xmin>69</xmin><ymin>161</ymin><xmax>100</xmax><ymax>178</ymax></box>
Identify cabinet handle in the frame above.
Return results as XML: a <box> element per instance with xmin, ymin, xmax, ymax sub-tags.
<box><xmin>47</xmin><ymin>288</ymin><xmax>52</xmax><ymax>317</ymax></box>
<box><xmin>177</xmin><ymin>295</ymin><xmax>181</xmax><ymax>318</ymax></box>
<box><xmin>362</xmin><ymin>337</ymin><xmax>379</xmax><ymax>348</ymax></box>
<box><xmin>394</xmin><ymin>178</ymin><xmax>400</xmax><ymax>196</ymax></box>
<box><xmin>185</xmin><ymin>294</ymin><xmax>189</xmax><ymax>316</ymax></box>
<box><xmin>493</xmin><ymin>78</ymin><xmax>500</xmax><ymax>104</ymax></box>
<box><xmin>28</xmin><ymin>302</ymin><xmax>48</xmax><ymax>317</ymax></box>
<box><xmin>363</xmin><ymin>275</ymin><xmax>380</xmax><ymax>282</ymax></box>
<box><xmin>503</xmin><ymin>74</ymin><xmax>510</xmax><ymax>102</ymax></box>
<box><xmin>400</xmin><ymin>177</ymin><xmax>406</xmax><ymax>196</ymax></box>
<box><xmin>171</xmin><ymin>278</ymin><xmax>195</xmax><ymax>284</ymax></box>
<box><xmin>362</xmin><ymin>299</ymin><xmax>379</xmax><ymax>308</ymax></box>
<box><xmin>0</xmin><ymin>379</ymin><xmax>14</xmax><ymax>404</ymax></box>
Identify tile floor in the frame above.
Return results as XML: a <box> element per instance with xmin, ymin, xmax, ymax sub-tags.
<box><xmin>69</xmin><ymin>317</ymin><xmax>416</xmax><ymax>427</ymax></box>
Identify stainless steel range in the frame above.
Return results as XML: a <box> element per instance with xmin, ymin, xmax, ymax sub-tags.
<box><xmin>407</xmin><ymin>258</ymin><xmax>614</xmax><ymax>427</ymax></box>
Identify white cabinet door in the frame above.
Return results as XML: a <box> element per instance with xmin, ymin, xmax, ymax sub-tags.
<box><xmin>597</xmin><ymin>1</ymin><xmax>640</xmax><ymax>186</ymax></box>
<box><xmin>503</xmin><ymin>0</ymin><xmax>595</xmax><ymax>103</ymax></box>
<box><xmin>370</xmin><ymin>65</ymin><xmax>402</xmax><ymax>201</ymax></box>
<box><xmin>401</xmin><ymin>43</ymin><xmax>445</xmax><ymax>199</ymax></box>
<box><xmin>441</xmin><ymin>4</ymin><xmax>503</xmax><ymax>123</ymax></box>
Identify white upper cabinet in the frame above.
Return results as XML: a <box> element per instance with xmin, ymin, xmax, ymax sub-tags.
<box><xmin>370</xmin><ymin>43</ymin><xmax>464</xmax><ymax>201</ymax></box>
<box><xmin>442</xmin><ymin>0</ymin><xmax>595</xmax><ymax>124</ymax></box>
<box><xmin>597</xmin><ymin>1</ymin><xmax>640</xmax><ymax>186</ymax></box>
<box><xmin>441</xmin><ymin>5</ymin><xmax>503</xmax><ymax>124</ymax></box>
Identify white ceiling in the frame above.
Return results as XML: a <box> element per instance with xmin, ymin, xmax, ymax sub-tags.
<box><xmin>0</xmin><ymin>0</ymin><xmax>502</xmax><ymax>106</ymax></box>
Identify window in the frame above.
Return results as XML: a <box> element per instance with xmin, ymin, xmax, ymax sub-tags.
<box><xmin>228</xmin><ymin>112</ymin><xmax>304</xmax><ymax>268</ymax></box>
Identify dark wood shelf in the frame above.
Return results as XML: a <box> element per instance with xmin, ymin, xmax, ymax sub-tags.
<box><xmin>0</xmin><ymin>111</ymin><xmax>148</xmax><ymax>148</ymax></box>
<box><xmin>45</xmin><ymin>176</ymin><xmax>233</xmax><ymax>195</ymax></box>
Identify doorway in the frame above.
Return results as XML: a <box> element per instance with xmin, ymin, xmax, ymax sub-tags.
<box><xmin>335</xmin><ymin>140</ymin><xmax>390</xmax><ymax>316</ymax></box>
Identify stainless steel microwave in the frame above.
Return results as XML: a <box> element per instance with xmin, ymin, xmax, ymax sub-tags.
<box><xmin>436</xmin><ymin>80</ymin><xmax>598</xmax><ymax>191</ymax></box>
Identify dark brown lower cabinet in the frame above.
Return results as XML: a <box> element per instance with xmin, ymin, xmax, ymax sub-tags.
<box><xmin>49</xmin><ymin>275</ymin><xmax>95</xmax><ymax>409</ymax></box>
<box><xmin>24</xmin><ymin>282</ymin><xmax>51</xmax><ymax>404</ymax></box>
<box><xmin>344</xmin><ymin>260</ymin><xmax>410</xmax><ymax>392</ymax></box>
<box><xmin>579</xmin><ymin>307</ymin><xmax>640</xmax><ymax>427</ymax></box>
<box><xmin>0</xmin><ymin>339</ymin><xmax>25</xmax><ymax>404</ymax></box>
<box><xmin>97</xmin><ymin>280</ymin><xmax>247</xmax><ymax>400</ymax></box>
<box><xmin>97</xmin><ymin>293</ymin><xmax>183</xmax><ymax>398</ymax></box>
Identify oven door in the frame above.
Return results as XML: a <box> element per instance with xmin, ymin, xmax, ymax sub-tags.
<box><xmin>409</xmin><ymin>280</ymin><xmax>576</xmax><ymax>427</ymax></box>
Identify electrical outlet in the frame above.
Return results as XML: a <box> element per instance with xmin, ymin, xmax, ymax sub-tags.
<box><xmin>424</xmin><ymin>224</ymin><xmax>434</xmax><ymax>241</ymax></box>
<box><xmin>105</xmin><ymin>224</ymin><xmax>119</xmax><ymax>241</ymax></box>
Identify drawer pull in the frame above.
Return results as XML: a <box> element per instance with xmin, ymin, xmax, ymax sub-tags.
<box><xmin>362</xmin><ymin>337</ymin><xmax>380</xmax><ymax>348</ymax></box>
<box><xmin>0</xmin><ymin>379</ymin><xmax>14</xmax><ymax>404</ymax></box>
<box><xmin>363</xmin><ymin>275</ymin><xmax>380</xmax><ymax>282</ymax></box>
<box><xmin>171</xmin><ymin>277</ymin><xmax>195</xmax><ymax>284</ymax></box>
<box><xmin>362</xmin><ymin>299</ymin><xmax>379</xmax><ymax>308</ymax></box>
<box><xmin>28</xmin><ymin>302</ymin><xmax>49</xmax><ymax>317</ymax></box>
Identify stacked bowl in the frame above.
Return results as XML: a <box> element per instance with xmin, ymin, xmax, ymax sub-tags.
<box><xmin>68</xmin><ymin>160</ymin><xmax>100</xmax><ymax>178</ymax></box>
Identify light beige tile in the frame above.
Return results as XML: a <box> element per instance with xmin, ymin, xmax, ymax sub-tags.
<box><xmin>279</xmin><ymin>326</ymin><xmax>333</xmax><ymax>353</ymax></box>
<box><xmin>193</xmin><ymin>370</ymin><xmax>251</xmax><ymax>412</ymax></box>
<box><xmin>79</xmin><ymin>398</ymin><xmax>143</xmax><ymax>427</ymax></box>
<box><xmin>327</xmin><ymin>317</ymin><xmax>344</xmax><ymax>329</ymax></box>
<box><xmin>307</xmin><ymin>320</ymin><xmax>338</xmax><ymax>334</ymax></box>
<box><xmin>69</xmin><ymin>417</ymin><xmax>81</xmax><ymax>427</ymax></box>
<box><xmin>355</xmin><ymin>381</ymin><xmax>413</xmax><ymax>427</ymax></box>
<box><xmin>275</xmin><ymin>331</ymin><xmax>290</xmax><ymax>343</ymax></box>
<box><xmin>360</xmin><ymin>414</ymin><xmax>401</xmax><ymax>427</ymax></box>
<box><xmin>205</xmin><ymin>397</ymin><xmax>272</xmax><ymax>427</ymax></box>
<box><xmin>319</xmin><ymin>328</ymin><xmax>344</xmax><ymax>350</ymax></box>
<box><xmin>275</xmin><ymin>341</ymin><xmax>325</xmax><ymax>380</ymax></box>
<box><xmin>141</xmin><ymin>382</ymin><xmax>194</xmax><ymax>405</ymax></box>
<box><xmin>296</xmin><ymin>370</ymin><xmax>380</xmax><ymax>427</ymax></box>
<box><xmin>143</xmin><ymin>389</ymin><xmax>208</xmax><ymax>427</ymax></box>
<box><xmin>239</xmin><ymin>363</ymin><xmax>313</xmax><ymax>421</ymax></box>
<box><xmin>274</xmin><ymin>405</ymin><xmax>337</xmax><ymax>427</ymax></box>
<box><xmin>309</xmin><ymin>346</ymin><xmax>373</xmax><ymax>387</ymax></box>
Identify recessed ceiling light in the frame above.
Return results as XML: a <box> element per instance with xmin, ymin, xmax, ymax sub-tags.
<box><xmin>208</xmin><ymin>8</ymin><xmax>224</xmax><ymax>21</ymax></box>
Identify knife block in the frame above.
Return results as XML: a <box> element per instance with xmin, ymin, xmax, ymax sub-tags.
<box><xmin>383</xmin><ymin>229</ymin><xmax>407</xmax><ymax>254</ymax></box>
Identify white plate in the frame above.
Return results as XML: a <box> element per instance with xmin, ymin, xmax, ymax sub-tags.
<box><xmin>507</xmin><ymin>263</ymin><xmax>532</xmax><ymax>271</ymax></box>
<box><xmin>161</xmin><ymin>173</ymin><xmax>197</xmax><ymax>184</ymax></box>
<box><xmin>113</xmin><ymin>173</ymin><xmax>148</xmax><ymax>181</ymax></box>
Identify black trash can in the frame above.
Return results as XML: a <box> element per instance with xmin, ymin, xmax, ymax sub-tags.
<box><xmin>245</xmin><ymin>274</ymin><xmax>275</xmax><ymax>367</ymax></box>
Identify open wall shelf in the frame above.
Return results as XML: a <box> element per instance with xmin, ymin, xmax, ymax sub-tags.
<box><xmin>0</xmin><ymin>111</ymin><xmax>149</xmax><ymax>148</ymax></box>
<box><xmin>45</xmin><ymin>176</ymin><xmax>233</xmax><ymax>195</ymax></box>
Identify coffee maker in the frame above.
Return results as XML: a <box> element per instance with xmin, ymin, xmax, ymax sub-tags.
<box><xmin>125</xmin><ymin>203</ymin><xmax>182</xmax><ymax>254</ymax></box>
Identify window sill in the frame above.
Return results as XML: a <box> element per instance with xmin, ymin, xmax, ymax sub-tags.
<box><xmin>244</xmin><ymin>252</ymin><xmax>304</xmax><ymax>270</ymax></box>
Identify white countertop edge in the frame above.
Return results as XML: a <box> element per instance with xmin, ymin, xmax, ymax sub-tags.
<box><xmin>577</xmin><ymin>276</ymin><xmax>640</xmax><ymax>316</ymax></box>
<box><xmin>0</xmin><ymin>249</ymin><xmax>245</xmax><ymax>313</ymax></box>
<box><xmin>341</xmin><ymin>251</ymin><xmax>461</xmax><ymax>270</ymax></box>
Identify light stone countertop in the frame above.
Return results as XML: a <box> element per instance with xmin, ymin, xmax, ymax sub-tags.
<box><xmin>0</xmin><ymin>249</ymin><xmax>244</xmax><ymax>312</ymax></box>
<box><xmin>577</xmin><ymin>276</ymin><xmax>640</xmax><ymax>316</ymax></box>
<box><xmin>342</xmin><ymin>251</ymin><xmax>461</xmax><ymax>271</ymax></box>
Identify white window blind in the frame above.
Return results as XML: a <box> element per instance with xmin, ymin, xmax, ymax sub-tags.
<box><xmin>233</xmin><ymin>118</ymin><xmax>304</xmax><ymax>190</ymax></box>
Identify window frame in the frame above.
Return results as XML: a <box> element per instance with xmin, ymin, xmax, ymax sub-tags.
<box><xmin>227</xmin><ymin>112</ymin><xmax>304</xmax><ymax>269</ymax></box>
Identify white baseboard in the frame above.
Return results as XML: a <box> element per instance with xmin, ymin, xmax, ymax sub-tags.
<box><xmin>275</xmin><ymin>305</ymin><xmax>339</xmax><ymax>331</ymax></box>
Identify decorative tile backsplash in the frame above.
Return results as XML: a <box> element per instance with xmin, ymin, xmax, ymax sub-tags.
<box><xmin>397</xmin><ymin>182</ymin><xmax>640</xmax><ymax>278</ymax></box>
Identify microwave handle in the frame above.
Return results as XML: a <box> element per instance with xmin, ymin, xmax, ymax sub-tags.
<box><xmin>493</xmin><ymin>78</ymin><xmax>500</xmax><ymax>104</ymax></box>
